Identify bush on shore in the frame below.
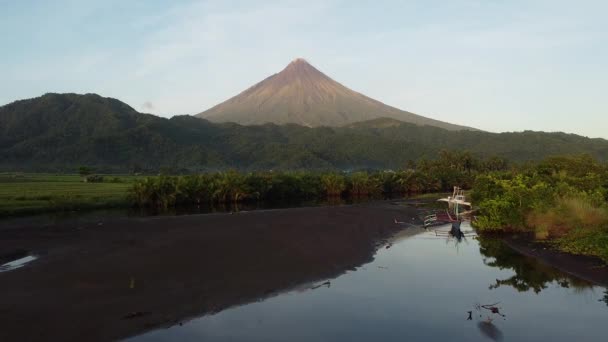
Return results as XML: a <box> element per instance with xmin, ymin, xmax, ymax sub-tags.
<box><xmin>472</xmin><ymin>155</ymin><xmax>608</xmax><ymax>261</ymax></box>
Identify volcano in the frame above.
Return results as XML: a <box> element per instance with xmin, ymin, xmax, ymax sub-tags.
<box><xmin>197</xmin><ymin>58</ymin><xmax>473</xmax><ymax>130</ymax></box>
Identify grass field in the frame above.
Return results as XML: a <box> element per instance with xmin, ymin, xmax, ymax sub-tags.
<box><xmin>0</xmin><ymin>173</ymin><xmax>140</xmax><ymax>217</ymax></box>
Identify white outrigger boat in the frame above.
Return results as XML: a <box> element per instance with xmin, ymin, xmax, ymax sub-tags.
<box><xmin>437</xmin><ymin>186</ymin><xmax>472</xmax><ymax>211</ymax></box>
<box><xmin>423</xmin><ymin>187</ymin><xmax>476</xmax><ymax>239</ymax></box>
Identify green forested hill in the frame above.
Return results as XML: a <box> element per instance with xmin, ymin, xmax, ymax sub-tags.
<box><xmin>1</xmin><ymin>93</ymin><xmax>607</xmax><ymax>172</ymax></box>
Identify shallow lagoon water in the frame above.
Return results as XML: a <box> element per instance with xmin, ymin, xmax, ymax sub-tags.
<box><xmin>128</xmin><ymin>224</ymin><xmax>608</xmax><ymax>342</ymax></box>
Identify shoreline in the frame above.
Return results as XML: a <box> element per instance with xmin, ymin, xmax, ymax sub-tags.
<box><xmin>0</xmin><ymin>195</ymin><xmax>410</xmax><ymax>220</ymax></box>
<box><xmin>501</xmin><ymin>235</ymin><xmax>608</xmax><ymax>287</ymax></box>
<box><xmin>0</xmin><ymin>202</ymin><xmax>423</xmax><ymax>342</ymax></box>
<box><xmin>2</xmin><ymin>200</ymin><xmax>606</xmax><ymax>341</ymax></box>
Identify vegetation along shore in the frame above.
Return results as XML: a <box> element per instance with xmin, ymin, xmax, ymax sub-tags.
<box><xmin>2</xmin><ymin>151</ymin><xmax>607</xmax><ymax>265</ymax></box>
<box><xmin>0</xmin><ymin>151</ymin><xmax>499</xmax><ymax>216</ymax></box>
<box><xmin>472</xmin><ymin>154</ymin><xmax>608</xmax><ymax>262</ymax></box>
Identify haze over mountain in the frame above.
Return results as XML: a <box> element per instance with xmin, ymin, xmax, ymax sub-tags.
<box><xmin>197</xmin><ymin>59</ymin><xmax>473</xmax><ymax>131</ymax></box>
<box><xmin>2</xmin><ymin>93</ymin><xmax>608</xmax><ymax>172</ymax></box>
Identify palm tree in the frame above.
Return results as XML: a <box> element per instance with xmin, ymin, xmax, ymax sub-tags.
<box><xmin>128</xmin><ymin>177</ymin><xmax>155</xmax><ymax>207</ymax></box>
<box><xmin>395</xmin><ymin>170</ymin><xmax>416</xmax><ymax>194</ymax></box>
<box><xmin>350</xmin><ymin>172</ymin><xmax>380</xmax><ymax>196</ymax></box>
<box><xmin>155</xmin><ymin>175</ymin><xmax>178</xmax><ymax>209</ymax></box>
<box><xmin>176</xmin><ymin>175</ymin><xmax>211</xmax><ymax>204</ymax></box>
<box><xmin>212</xmin><ymin>171</ymin><xmax>249</xmax><ymax>203</ymax></box>
<box><xmin>321</xmin><ymin>173</ymin><xmax>346</xmax><ymax>197</ymax></box>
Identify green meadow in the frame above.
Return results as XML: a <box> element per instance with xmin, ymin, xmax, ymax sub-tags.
<box><xmin>0</xmin><ymin>173</ymin><xmax>138</xmax><ymax>217</ymax></box>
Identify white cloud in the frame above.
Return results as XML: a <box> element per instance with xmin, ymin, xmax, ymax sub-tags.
<box><xmin>141</xmin><ymin>101</ymin><xmax>155</xmax><ymax>111</ymax></box>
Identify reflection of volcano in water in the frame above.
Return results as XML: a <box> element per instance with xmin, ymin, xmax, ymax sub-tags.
<box><xmin>0</xmin><ymin>203</ymin><xmax>414</xmax><ymax>342</ymax></box>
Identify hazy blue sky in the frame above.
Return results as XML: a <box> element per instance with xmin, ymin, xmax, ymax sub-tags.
<box><xmin>2</xmin><ymin>0</ymin><xmax>607</xmax><ymax>137</ymax></box>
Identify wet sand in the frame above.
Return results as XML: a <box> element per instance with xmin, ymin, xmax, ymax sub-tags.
<box><xmin>0</xmin><ymin>202</ymin><xmax>422</xmax><ymax>342</ymax></box>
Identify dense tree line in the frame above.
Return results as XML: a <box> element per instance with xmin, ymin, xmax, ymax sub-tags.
<box><xmin>128</xmin><ymin>151</ymin><xmax>507</xmax><ymax>209</ymax></box>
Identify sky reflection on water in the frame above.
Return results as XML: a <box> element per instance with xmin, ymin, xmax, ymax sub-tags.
<box><xmin>129</xmin><ymin>225</ymin><xmax>607</xmax><ymax>342</ymax></box>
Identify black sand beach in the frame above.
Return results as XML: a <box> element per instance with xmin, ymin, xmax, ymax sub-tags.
<box><xmin>0</xmin><ymin>202</ymin><xmax>421</xmax><ymax>342</ymax></box>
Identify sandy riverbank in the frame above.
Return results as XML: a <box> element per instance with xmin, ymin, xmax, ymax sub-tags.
<box><xmin>0</xmin><ymin>202</ymin><xmax>422</xmax><ymax>342</ymax></box>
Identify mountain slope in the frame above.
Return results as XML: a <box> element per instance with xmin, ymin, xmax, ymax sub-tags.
<box><xmin>197</xmin><ymin>59</ymin><xmax>474</xmax><ymax>130</ymax></box>
<box><xmin>0</xmin><ymin>93</ymin><xmax>224</xmax><ymax>170</ymax></box>
<box><xmin>2</xmin><ymin>93</ymin><xmax>607</xmax><ymax>172</ymax></box>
